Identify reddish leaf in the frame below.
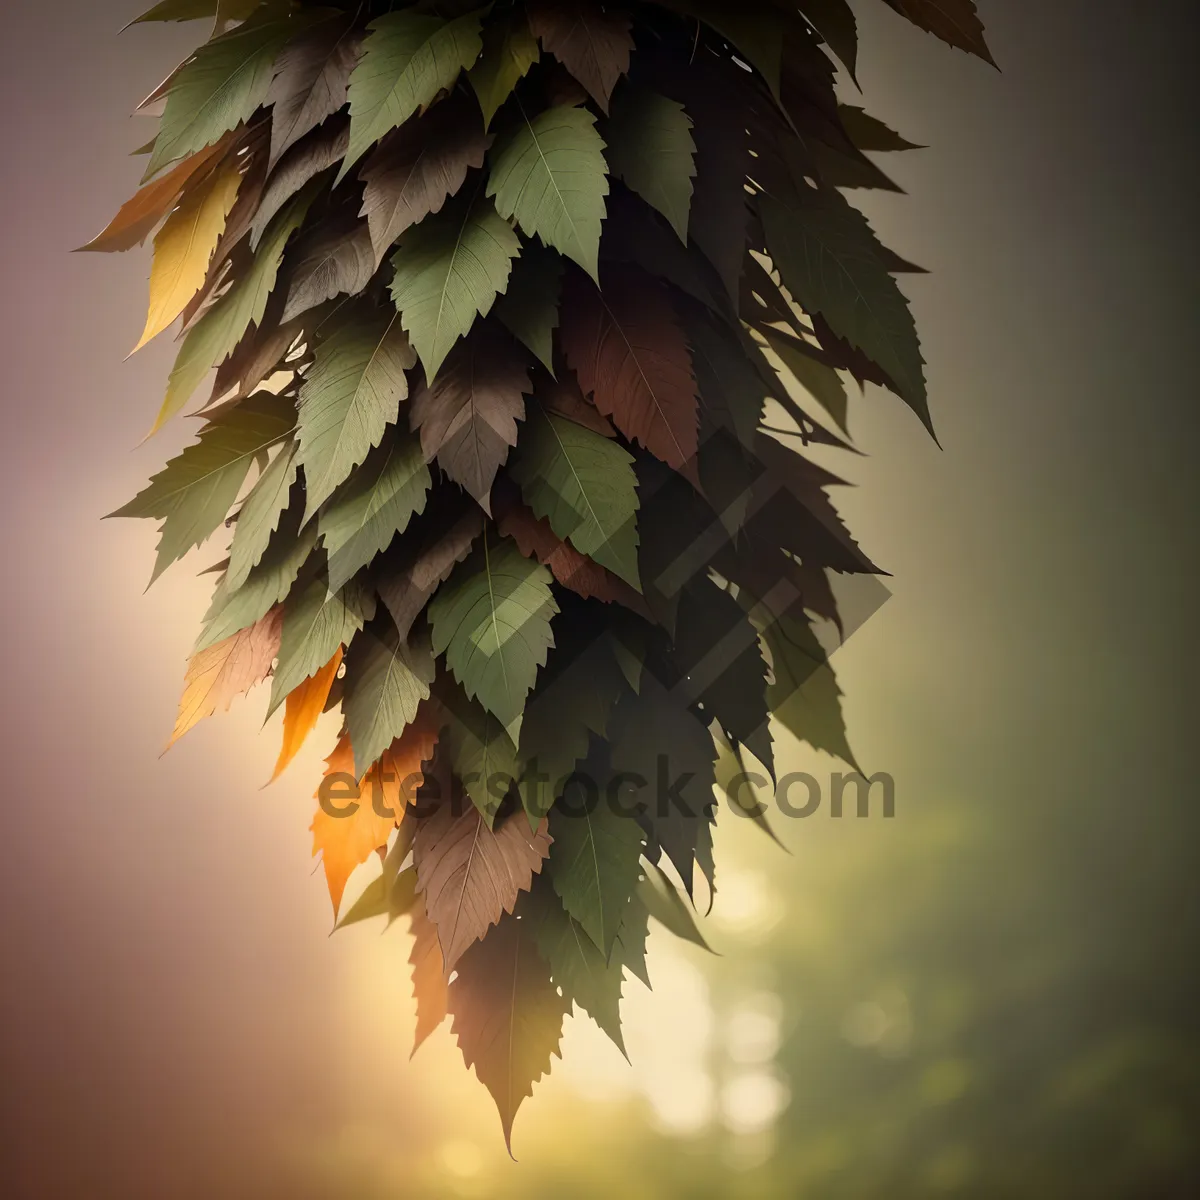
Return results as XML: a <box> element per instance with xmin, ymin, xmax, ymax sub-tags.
<box><xmin>414</xmin><ymin>802</ymin><xmax>551</xmax><ymax>973</ymax></box>
<box><xmin>561</xmin><ymin>267</ymin><xmax>699</xmax><ymax>470</ymax></box>
<box><xmin>410</xmin><ymin>325</ymin><xmax>531</xmax><ymax>513</ymax></box>
<box><xmin>538</xmin><ymin>368</ymin><xmax>616</xmax><ymax>437</ymax></box>
<box><xmin>527</xmin><ymin>0</ymin><xmax>633</xmax><ymax>112</ymax></box>
<box><xmin>448</xmin><ymin>909</ymin><xmax>568</xmax><ymax>1153</ymax></box>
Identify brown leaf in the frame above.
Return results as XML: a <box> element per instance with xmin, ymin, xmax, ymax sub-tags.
<box><xmin>561</xmin><ymin>266</ymin><xmax>699</xmax><ymax>470</ymax></box>
<box><xmin>360</xmin><ymin>91</ymin><xmax>491</xmax><ymax>268</ymax></box>
<box><xmin>77</xmin><ymin>132</ymin><xmax>236</xmax><ymax>253</ymax></box>
<box><xmin>527</xmin><ymin>0</ymin><xmax>633</xmax><ymax>112</ymax></box>
<box><xmin>269</xmin><ymin>646</ymin><xmax>342</xmax><ymax>783</ymax></box>
<box><xmin>168</xmin><ymin>605</ymin><xmax>282</xmax><ymax>749</ymax></box>
<box><xmin>410</xmin><ymin>325</ymin><xmax>530</xmax><ymax>512</ymax></box>
<box><xmin>414</xmin><ymin>802</ymin><xmax>551</xmax><ymax>973</ymax></box>
<box><xmin>375</xmin><ymin>497</ymin><xmax>485</xmax><ymax>640</ymax></box>
<box><xmin>250</xmin><ymin>116</ymin><xmax>350</xmax><ymax>251</ymax></box>
<box><xmin>538</xmin><ymin>368</ymin><xmax>616</xmax><ymax>437</ymax></box>
<box><xmin>280</xmin><ymin>211</ymin><xmax>376</xmax><ymax>324</ymax></box>
<box><xmin>494</xmin><ymin>487</ymin><xmax>648</xmax><ymax>612</ymax></box>
<box><xmin>311</xmin><ymin>709</ymin><xmax>440</xmax><ymax>918</ymax></box>
<box><xmin>409</xmin><ymin>903</ymin><xmax>448</xmax><ymax>1056</ymax></box>
<box><xmin>266</xmin><ymin>15</ymin><xmax>362</xmax><ymax>169</ymax></box>
<box><xmin>204</xmin><ymin>296</ymin><xmax>307</xmax><ymax>410</ymax></box>
<box><xmin>448</xmin><ymin>909</ymin><xmax>568</xmax><ymax>1153</ymax></box>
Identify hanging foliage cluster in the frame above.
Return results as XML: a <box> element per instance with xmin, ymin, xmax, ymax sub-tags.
<box><xmin>90</xmin><ymin>0</ymin><xmax>990</xmax><ymax>1150</ymax></box>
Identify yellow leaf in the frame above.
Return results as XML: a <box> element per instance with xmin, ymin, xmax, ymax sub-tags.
<box><xmin>311</xmin><ymin>708</ymin><xmax>440</xmax><ymax>919</ymax></box>
<box><xmin>268</xmin><ymin>646</ymin><xmax>343</xmax><ymax>783</ymax></box>
<box><xmin>132</xmin><ymin>158</ymin><xmax>243</xmax><ymax>353</ymax></box>
<box><xmin>168</xmin><ymin>606</ymin><xmax>282</xmax><ymax>749</ymax></box>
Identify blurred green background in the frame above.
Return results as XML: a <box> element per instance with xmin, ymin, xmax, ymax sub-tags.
<box><xmin>1</xmin><ymin>2</ymin><xmax>1197</xmax><ymax>1196</ymax></box>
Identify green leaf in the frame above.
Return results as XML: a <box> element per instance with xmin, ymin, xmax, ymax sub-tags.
<box><xmin>509</xmin><ymin>404</ymin><xmax>641</xmax><ymax>590</ymax></box>
<box><xmin>637</xmin><ymin>859</ymin><xmax>714</xmax><ymax>952</ymax></box>
<box><xmin>468</xmin><ymin>8</ymin><xmax>540</xmax><ymax>129</ymax></box>
<box><xmin>441</xmin><ymin>698</ymin><xmax>522</xmax><ymax>826</ymax></box>
<box><xmin>389</xmin><ymin>196</ymin><xmax>520</xmax><ymax>381</ymax></box>
<box><xmin>225</xmin><ymin>439</ymin><xmax>299</xmax><ymax>592</ymax></box>
<box><xmin>494</xmin><ymin>242</ymin><xmax>563</xmax><ymax>374</ymax></box>
<box><xmin>197</xmin><ymin>485</ymin><xmax>319</xmax><ymax>650</ymax></box>
<box><xmin>518</xmin><ymin>623</ymin><xmax>629</xmax><ymax>827</ymax></box>
<box><xmin>614</xmin><ymin>891</ymin><xmax>651</xmax><ymax>986</ymax></box>
<box><xmin>334</xmin><ymin>864</ymin><xmax>419</xmax><ymax>931</ymax></box>
<box><xmin>110</xmin><ymin>391</ymin><xmax>294</xmax><ymax>583</ymax></box>
<box><xmin>755</xmin><ymin>603</ymin><xmax>858</xmax><ymax>768</ymax></box>
<box><xmin>267</xmin><ymin>575</ymin><xmax>375</xmax><ymax>717</ymax></box>
<box><xmin>154</xmin><ymin>179</ymin><xmax>320</xmax><ymax>432</ymax></box>
<box><xmin>127</xmin><ymin>0</ymin><xmax>252</xmax><ymax>26</ymax></box>
<box><xmin>429</xmin><ymin>532</ymin><xmax>558</xmax><ymax>743</ymax></box>
<box><xmin>608</xmin><ymin>674</ymin><xmax>717</xmax><ymax>897</ymax></box>
<box><xmin>343</xmin><ymin>620</ymin><xmax>436</xmax><ymax>778</ymax></box>
<box><xmin>146</xmin><ymin>13</ymin><xmax>297</xmax><ymax>177</ymax></box>
<box><xmin>546</xmin><ymin>795</ymin><xmax>645</xmax><ymax>957</ymax></box>
<box><xmin>760</xmin><ymin>326</ymin><xmax>850</xmax><ymax>434</ymax></box>
<box><xmin>605</xmin><ymin>83</ymin><xmax>696</xmax><ymax>242</ymax></box>
<box><xmin>318</xmin><ymin>433</ymin><xmax>431</xmax><ymax>594</ymax></box>
<box><xmin>533</xmin><ymin>881</ymin><xmax>627</xmax><ymax>1055</ymax></box>
<box><xmin>487</xmin><ymin>105</ymin><xmax>608</xmax><ymax>281</ymax></box>
<box><xmin>297</xmin><ymin>312</ymin><xmax>417</xmax><ymax>520</ymax></box>
<box><xmin>340</xmin><ymin>8</ymin><xmax>485</xmax><ymax>185</ymax></box>
<box><xmin>759</xmin><ymin>187</ymin><xmax>930</xmax><ymax>433</ymax></box>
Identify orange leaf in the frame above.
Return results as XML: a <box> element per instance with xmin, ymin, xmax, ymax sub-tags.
<box><xmin>311</xmin><ymin>709</ymin><xmax>440</xmax><ymax>918</ymax></box>
<box><xmin>76</xmin><ymin>132</ymin><xmax>236</xmax><ymax>254</ymax></box>
<box><xmin>167</xmin><ymin>606</ymin><xmax>283</xmax><ymax>749</ymax></box>
<box><xmin>269</xmin><ymin>647</ymin><xmax>343</xmax><ymax>783</ymax></box>
<box><xmin>409</xmin><ymin>902</ymin><xmax>448</xmax><ymax>1056</ymax></box>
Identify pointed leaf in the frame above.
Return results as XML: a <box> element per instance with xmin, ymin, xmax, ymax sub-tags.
<box><xmin>389</xmin><ymin>195</ymin><xmax>520</xmax><ymax>382</ymax></box>
<box><xmin>468</xmin><ymin>8</ymin><xmax>540</xmax><ymax>128</ymax></box>
<box><xmin>527</xmin><ymin>0</ymin><xmax>633</xmax><ymax>112</ymax></box>
<box><xmin>226</xmin><ymin>439</ymin><xmax>299</xmax><ymax>592</ymax></box>
<box><xmin>409</xmin><ymin>324</ymin><xmax>530</xmax><ymax>512</ymax></box>
<box><xmin>605</xmin><ymin>84</ymin><xmax>695</xmax><ymax>242</ymax></box>
<box><xmin>428</xmin><ymin>533</ymin><xmax>558</xmax><ymax>743</ymax></box>
<box><xmin>487</xmin><ymin>105</ymin><xmax>608</xmax><ymax>281</ymax></box>
<box><xmin>546</xmin><ymin>797</ymin><xmax>645</xmax><ymax>956</ymax></box>
<box><xmin>110</xmin><ymin>391</ymin><xmax>295</xmax><ymax>583</ymax></box>
<box><xmin>447</xmin><ymin>907</ymin><xmax>566</xmax><ymax>1152</ymax></box>
<box><xmin>340</xmin><ymin>9</ymin><xmax>485</xmax><ymax>184</ymax></box>
<box><xmin>343</xmin><ymin>620</ymin><xmax>436</xmax><ymax>778</ymax></box>
<box><xmin>510</xmin><ymin>402</ymin><xmax>640</xmax><ymax>589</ymax></box>
<box><xmin>319</xmin><ymin>433</ymin><xmax>431</xmax><ymax>594</ymax></box>
<box><xmin>270</xmin><ymin>646</ymin><xmax>342</xmax><ymax>782</ymax></box>
<box><xmin>881</xmin><ymin>0</ymin><xmax>995</xmax><ymax>64</ymax></box>
<box><xmin>560</xmin><ymin>268</ymin><xmax>698</xmax><ymax>471</ymax></box>
<box><xmin>168</xmin><ymin>605</ymin><xmax>282</xmax><ymax>748</ymax></box>
<box><xmin>759</xmin><ymin>187</ymin><xmax>930</xmax><ymax>432</ymax></box>
<box><xmin>359</xmin><ymin>90</ymin><xmax>490</xmax><ymax>267</ymax></box>
<box><xmin>409</xmin><ymin>901</ymin><xmax>449</xmax><ymax>1053</ymax></box>
<box><xmin>297</xmin><ymin>311</ymin><xmax>417</xmax><ymax>519</ymax></box>
<box><xmin>266</xmin><ymin>14</ymin><xmax>360</xmax><ymax>168</ymax></box>
<box><xmin>268</xmin><ymin>576</ymin><xmax>376</xmax><ymax>717</ymax></box>
<box><xmin>494</xmin><ymin>243</ymin><xmax>563</xmax><ymax>374</ymax></box>
<box><xmin>134</xmin><ymin>157</ymin><xmax>242</xmax><ymax>351</ymax></box>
